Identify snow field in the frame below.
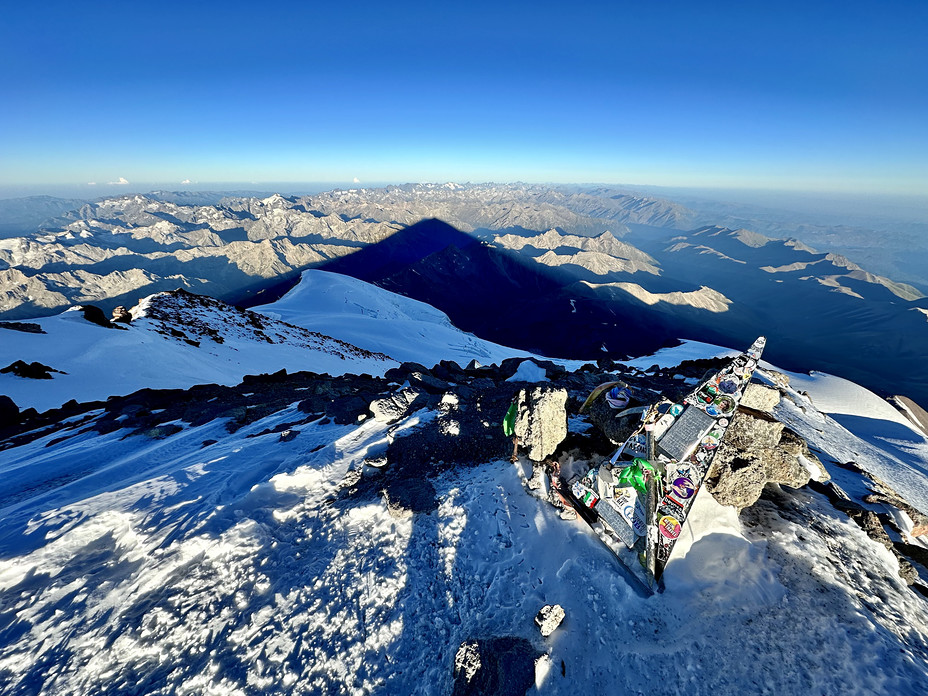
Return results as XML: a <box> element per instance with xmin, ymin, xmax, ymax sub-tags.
<box><xmin>2</xmin><ymin>339</ymin><xmax>928</xmax><ymax>694</ymax></box>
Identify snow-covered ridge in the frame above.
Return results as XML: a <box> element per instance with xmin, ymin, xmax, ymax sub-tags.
<box><xmin>0</xmin><ymin>270</ymin><xmax>553</xmax><ymax>412</ymax></box>
<box><xmin>1</xmin><ymin>336</ymin><xmax>927</xmax><ymax>694</ymax></box>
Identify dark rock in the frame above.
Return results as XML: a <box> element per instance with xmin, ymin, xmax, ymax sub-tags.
<box><xmin>452</xmin><ymin>637</ymin><xmax>540</xmax><ymax>696</ymax></box>
<box><xmin>242</xmin><ymin>368</ymin><xmax>290</xmax><ymax>384</ymax></box>
<box><xmin>408</xmin><ymin>372</ymin><xmax>450</xmax><ymax>394</ymax></box>
<box><xmin>279</xmin><ymin>429</ymin><xmax>299</xmax><ymax>442</ymax></box>
<box><xmin>863</xmin><ymin>492</ymin><xmax>928</xmax><ymax>538</ymax></box>
<box><xmin>369</xmin><ymin>388</ymin><xmax>428</xmax><ymax>423</ymax></box>
<box><xmin>895</xmin><ymin>541</ymin><xmax>928</xmax><ymax>572</ymax></box>
<box><xmin>497</xmin><ymin>357</ymin><xmax>526</xmax><ymax>380</ymax></box>
<box><xmin>328</xmin><ymin>395</ymin><xmax>373</xmax><ymax>425</ymax></box>
<box><xmin>140</xmin><ymin>424</ymin><xmax>184</xmax><ymax>439</ymax></box>
<box><xmin>79</xmin><ymin>305</ymin><xmax>126</xmax><ymax>329</ymax></box>
<box><xmin>0</xmin><ymin>321</ymin><xmax>46</xmax><ymax>334</ymax></box>
<box><xmin>383</xmin><ymin>478</ymin><xmax>438</xmax><ymax>516</ymax></box>
<box><xmin>0</xmin><ymin>395</ymin><xmax>19</xmax><ymax>425</ymax></box>
<box><xmin>845</xmin><ymin>508</ymin><xmax>918</xmax><ymax>584</ymax></box>
<box><xmin>1</xmin><ymin>360</ymin><xmax>59</xmax><ymax>379</ymax></box>
<box><xmin>469</xmin><ymin>377</ymin><xmax>496</xmax><ymax>391</ymax></box>
<box><xmin>201</xmin><ymin>439</ymin><xmax>218</xmax><ymax>448</ymax></box>
<box><xmin>437</xmin><ymin>359</ymin><xmax>467</xmax><ymax>380</ymax></box>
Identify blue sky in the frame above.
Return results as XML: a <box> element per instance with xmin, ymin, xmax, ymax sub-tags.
<box><xmin>2</xmin><ymin>0</ymin><xmax>926</xmax><ymax>194</ymax></box>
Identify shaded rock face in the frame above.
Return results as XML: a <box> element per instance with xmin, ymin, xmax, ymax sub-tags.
<box><xmin>512</xmin><ymin>387</ymin><xmax>568</xmax><ymax>461</ymax></box>
<box><xmin>79</xmin><ymin>304</ymin><xmax>126</xmax><ymax>329</ymax></box>
<box><xmin>706</xmin><ymin>411</ymin><xmax>824</xmax><ymax>509</ymax></box>
<box><xmin>1</xmin><ymin>360</ymin><xmax>61</xmax><ymax>380</ymax></box>
<box><xmin>0</xmin><ymin>395</ymin><xmax>19</xmax><ymax>426</ymax></box>
<box><xmin>452</xmin><ymin>637</ymin><xmax>540</xmax><ymax>696</ymax></box>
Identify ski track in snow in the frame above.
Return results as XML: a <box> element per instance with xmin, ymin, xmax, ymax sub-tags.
<box><xmin>2</xmin><ymin>388</ymin><xmax>928</xmax><ymax>695</ymax></box>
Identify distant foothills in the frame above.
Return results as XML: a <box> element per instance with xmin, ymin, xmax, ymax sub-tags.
<box><xmin>1</xmin><ymin>183</ymin><xmax>926</xmax><ymax>405</ymax></box>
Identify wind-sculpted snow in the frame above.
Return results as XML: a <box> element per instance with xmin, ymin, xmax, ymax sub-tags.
<box><xmin>1</xmin><ymin>347</ymin><xmax>928</xmax><ymax>695</ymax></box>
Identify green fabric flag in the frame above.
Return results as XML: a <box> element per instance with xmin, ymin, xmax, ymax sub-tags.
<box><xmin>616</xmin><ymin>458</ymin><xmax>656</xmax><ymax>497</ymax></box>
<box><xmin>502</xmin><ymin>402</ymin><xmax>518</xmax><ymax>437</ymax></box>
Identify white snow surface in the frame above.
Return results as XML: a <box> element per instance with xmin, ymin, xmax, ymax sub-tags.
<box><xmin>0</xmin><ymin>271</ymin><xmax>563</xmax><ymax>413</ymax></box>
<box><xmin>2</xmin><ymin>331</ymin><xmax>928</xmax><ymax>693</ymax></box>
<box><xmin>506</xmin><ymin>360</ymin><xmax>550</xmax><ymax>383</ymax></box>
<box><xmin>258</xmin><ymin>270</ymin><xmax>553</xmax><ymax>370</ymax></box>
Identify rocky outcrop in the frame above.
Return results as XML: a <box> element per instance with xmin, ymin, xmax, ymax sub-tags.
<box><xmin>452</xmin><ymin>637</ymin><xmax>540</xmax><ymax>696</ymax></box>
<box><xmin>740</xmin><ymin>383</ymin><xmax>781</xmax><ymax>412</ymax></box>
<box><xmin>706</xmin><ymin>411</ymin><xmax>826</xmax><ymax>509</ymax></box>
<box><xmin>111</xmin><ymin>306</ymin><xmax>132</xmax><ymax>324</ymax></box>
<box><xmin>511</xmin><ymin>387</ymin><xmax>568</xmax><ymax>461</ymax></box>
<box><xmin>1</xmin><ymin>360</ymin><xmax>62</xmax><ymax>380</ymax></box>
<box><xmin>0</xmin><ymin>395</ymin><xmax>19</xmax><ymax>427</ymax></box>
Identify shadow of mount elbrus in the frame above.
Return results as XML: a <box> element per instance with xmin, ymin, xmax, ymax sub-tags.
<box><xmin>316</xmin><ymin>218</ymin><xmax>698</xmax><ymax>361</ymax></box>
<box><xmin>311</xmin><ymin>218</ymin><xmax>928</xmax><ymax>408</ymax></box>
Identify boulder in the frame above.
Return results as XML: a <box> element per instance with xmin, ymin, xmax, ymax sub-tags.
<box><xmin>705</xmin><ymin>412</ymin><xmax>783</xmax><ymax>509</ymax></box>
<box><xmin>512</xmin><ymin>387</ymin><xmax>568</xmax><ymax>461</ymax></box>
<box><xmin>79</xmin><ymin>304</ymin><xmax>125</xmax><ymax>329</ymax></box>
<box><xmin>278</xmin><ymin>429</ymin><xmax>299</xmax><ymax>442</ymax></box>
<box><xmin>369</xmin><ymin>388</ymin><xmax>427</xmax><ymax>423</ymax></box>
<box><xmin>0</xmin><ymin>395</ymin><xmax>19</xmax><ymax>425</ymax></box>
<box><xmin>1</xmin><ymin>360</ymin><xmax>58</xmax><ymax>380</ymax></box>
<box><xmin>706</xmin><ymin>410</ymin><xmax>823</xmax><ymax>509</ymax></box>
<box><xmin>740</xmin><ymin>383</ymin><xmax>781</xmax><ymax>413</ymax></box>
<box><xmin>111</xmin><ymin>306</ymin><xmax>132</xmax><ymax>324</ymax></box>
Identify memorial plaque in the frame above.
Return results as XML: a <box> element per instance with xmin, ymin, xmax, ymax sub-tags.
<box><xmin>657</xmin><ymin>406</ymin><xmax>715</xmax><ymax>461</ymax></box>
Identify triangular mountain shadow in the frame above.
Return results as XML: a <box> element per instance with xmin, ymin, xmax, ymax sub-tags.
<box><xmin>322</xmin><ymin>218</ymin><xmax>481</xmax><ymax>281</ymax></box>
<box><xmin>315</xmin><ymin>218</ymin><xmax>728</xmax><ymax>362</ymax></box>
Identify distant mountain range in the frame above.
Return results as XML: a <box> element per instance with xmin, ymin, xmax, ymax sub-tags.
<box><xmin>1</xmin><ymin>183</ymin><xmax>926</xmax><ymax>404</ymax></box>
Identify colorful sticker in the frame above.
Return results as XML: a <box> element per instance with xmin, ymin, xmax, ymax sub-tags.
<box><xmin>660</xmin><ymin>497</ymin><xmax>685</xmax><ymax>517</ymax></box>
<box><xmin>669</xmin><ymin>403</ymin><xmax>684</xmax><ymax>417</ymax></box>
<box><xmin>670</xmin><ymin>477</ymin><xmax>696</xmax><ymax>499</ymax></box>
<box><xmin>615</xmin><ymin>487</ymin><xmax>647</xmax><ymax>536</ymax></box>
<box><xmin>700</xmin><ymin>434</ymin><xmax>719</xmax><ymax>450</ymax></box>
<box><xmin>659</xmin><ymin>515</ymin><xmax>682</xmax><ymax>539</ymax></box>
<box><xmin>707</xmin><ymin>396</ymin><xmax>735</xmax><ymax>416</ymax></box>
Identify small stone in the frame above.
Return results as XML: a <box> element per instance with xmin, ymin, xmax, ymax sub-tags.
<box><xmin>279</xmin><ymin>429</ymin><xmax>299</xmax><ymax>442</ymax></box>
<box><xmin>454</xmin><ymin>641</ymin><xmax>481</xmax><ymax>684</ymax></box>
<box><xmin>535</xmin><ymin>604</ymin><xmax>565</xmax><ymax>637</ymax></box>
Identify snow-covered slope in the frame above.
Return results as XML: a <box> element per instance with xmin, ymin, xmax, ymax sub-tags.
<box><xmin>1</xmin><ymin>340</ymin><xmax>927</xmax><ymax>695</ymax></box>
<box><xmin>0</xmin><ymin>271</ymin><xmax>548</xmax><ymax>413</ymax></box>
<box><xmin>257</xmin><ymin>270</ymin><xmax>541</xmax><ymax>369</ymax></box>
